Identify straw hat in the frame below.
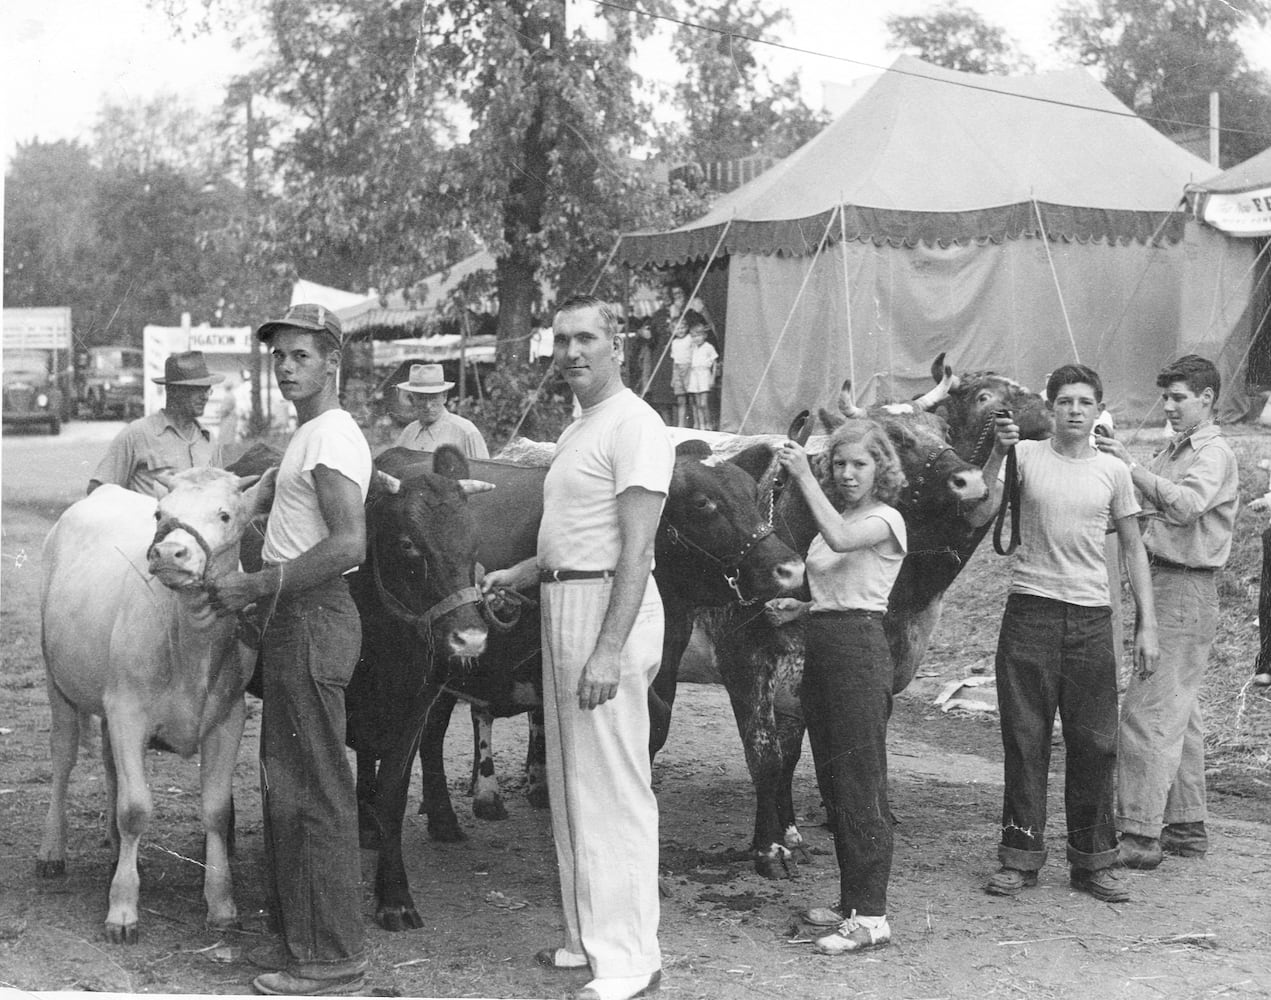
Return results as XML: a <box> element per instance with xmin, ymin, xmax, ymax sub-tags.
<box><xmin>396</xmin><ymin>363</ymin><xmax>454</xmax><ymax>394</ymax></box>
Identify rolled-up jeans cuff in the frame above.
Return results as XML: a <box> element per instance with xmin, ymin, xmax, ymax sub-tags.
<box><xmin>290</xmin><ymin>953</ymin><xmax>368</xmax><ymax>981</ymax></box>
<box><xmin>998</xmin><ymin>845</ymin><xmax>1046</xmax><ymax>872</ymax></box>
<box><xmin>1067</xmin><ymin>845</ymin><xmax>1119</xmax><ymax>872</ymax></box>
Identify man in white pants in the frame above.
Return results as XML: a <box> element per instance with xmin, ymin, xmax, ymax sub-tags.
<box><xmin>483</xmin><ymin>295</ymin><xmax>672</xmax><ymax>1000</ymax></box>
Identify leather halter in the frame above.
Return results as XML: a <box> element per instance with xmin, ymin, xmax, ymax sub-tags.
<box><xmin>904</xmin><ymin>443</ymin><xmax>960</xmax><ymax>509</ymax></box>
<box><xmin>149</xmin><ymin>517</ymin><xmax>217</xmax><ymax>587</ymax></box>
<box><xmin>661</xmin><ymin>520</ymin><xmax>775</xmax><ymax>606</ymax></box>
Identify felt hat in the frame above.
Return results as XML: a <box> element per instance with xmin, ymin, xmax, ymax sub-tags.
<box><xmin>256</xmin><ymin>302</ymin><xmax>343</xmax><ymax>347</ymax></box>
<box><xmin>396</xmin><ymin>363</ymin><xmax>454</xmax><ymax>394</ymax></box>
<box><xmin>152</xmin><ymin>351</ymin><xmax>225</xmax><ymax>386</ymax></box>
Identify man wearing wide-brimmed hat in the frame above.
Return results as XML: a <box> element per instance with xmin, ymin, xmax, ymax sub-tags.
<box><xmin>88</xmin><ymin>351</ymin><xmax>225</xmax><ymax>498</ymax></box>
<box><xmin>392</xmin><ymin>362</ymin><xmax>489</xmax><ymax>459</ymax></box>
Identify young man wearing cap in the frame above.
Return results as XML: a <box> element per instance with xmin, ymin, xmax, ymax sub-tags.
<box><xmin>481</xmin><ymin>295</ymin><xmax>672</xmax><ymax>1000</ymax></box>
<box><xmin>1094</xmin><ymin>355</ymin><xmax>1238</xmax><ymax>868</ymax></box>
<box><xmin>206</xmin><ymin>303</ymin><xmax>372</xmax><ymax>996</ymax></box>
<box><xmin>392</xmin><ymin>362</ymin><xmax>489</xmax><ymax>459</ymax></box>
<box><xmin>87</xmin><ymin>351</ymin><xmax>224</xmax><ymax>498</ymax></box>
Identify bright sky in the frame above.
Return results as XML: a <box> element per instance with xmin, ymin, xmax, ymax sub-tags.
<box><xmin>3</xmin><ymin>0</ymin><xmax>1270</xmax><ymax>162</ymax></box>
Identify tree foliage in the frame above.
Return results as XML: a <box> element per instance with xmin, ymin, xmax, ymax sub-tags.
<box><xmin>1055</xmin><ymin>0</ymin><xmax>1271</xmax><ymax>165</ymax></box>
<box><xmin>884</xmin><ymin>1</ymin><xmax>1033</xmax><ymax>74</ymax></box>
<box><xmin>668</xmin><ymin>0</ymin><xmax>827</xmax><ymax>165</ymax></box>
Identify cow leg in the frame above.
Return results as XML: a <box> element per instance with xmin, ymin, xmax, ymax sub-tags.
<box><xmin>198</xmin><ymin>697</ymin><xmax>245</xmax><ymax>933</ymax></box>
<box><xmin>416</xmin><ymin>688</ymin><xmax>464</xmax><ymax>842</ymax></box>
<box><xmin>355</xmin><ymin>750</ymin><xmax>381</xmax><ymax>849</ymax></box>
<box><xmin>773</xmin><ymin>678</ymin><xmax>811</xmax><ymax>863</ymax></box>
<box><xmin>101</xmin><ymin>722</ymin><xmax>121</xmax><ymax>854</ymax></box>
<box><xmin>524</xmin><ymin>708</ymin><xmax>548</xmax><ymax>808</ymax></box>
<box><xmin>102</xmin><ymin>709</ymin><xmax>150</xmax><ymax>944</ymax></box>
<box><xmin>648</xmin><ymin>600</ymin><xmax>695</xmax><ymax>759</ymax></box>
<box><xmin>36</xmin><ymin>677</ymin><xmax>79</xmax><ymax>878</ymax></box>
<box><xmin>469</xmin><ymin>707</ymin><xmax>507</xmax><ymax>821</ymax></box>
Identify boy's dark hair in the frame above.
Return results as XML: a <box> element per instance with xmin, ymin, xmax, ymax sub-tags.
<box><xmin>1156</xmin><ymin>354</ymin><xmax>1220</xmax><ymax>402</ymax></box>
<box><xmin>1046</xmin><ymin>363</ymin><xmax>1103</xmax><ymax>404</ymax></box>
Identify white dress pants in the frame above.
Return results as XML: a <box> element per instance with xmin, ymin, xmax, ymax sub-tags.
<box><xmin>540</xmin><ymin>576</ymin><xmax>663</xmax><ymax>979</ymax></box>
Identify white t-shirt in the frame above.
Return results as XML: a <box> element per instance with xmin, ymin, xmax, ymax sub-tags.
<box><xmin>669</xmin><ymin>333</ymin><xmax>694</xmax><ymax>366</ymax></box>
<box><xmin>1009</xmin><ymin>438</ymin><xmax>1139</xmax><ymax>607</ymax></box>
<box><xmin>538</xmin><ymin>389</ymin><xmax>674</xmax><ymax>572</ymax></box>
<box><xmin>806</xmin><ymin>505</ymin><xmax>907</xmax><ymax>613</ymax></box>
<box><xmin>262</xmin><ymin>409</ymin><xmax>372</xmax><ymax>564</ymax></box>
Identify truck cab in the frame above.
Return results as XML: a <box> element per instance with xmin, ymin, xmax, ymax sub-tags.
<box><xmin>79</xmin><ymin>345</ymin><xmax>145</xmax><ymax>420</ymax></box>
<box><xmin>2</xmin><ymin>349</ymin><xmax>64</xmax><ymax>435</ymax></box>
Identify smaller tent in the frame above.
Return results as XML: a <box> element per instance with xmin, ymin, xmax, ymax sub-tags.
<box><xmin>1188</xmin><ymin>145</ymin><xmax>1271</xmax><ymax>238</ymax></box>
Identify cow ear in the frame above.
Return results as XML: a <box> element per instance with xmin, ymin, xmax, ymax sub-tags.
<box><xmin>675</xmin><ymin>439</ymin><xmax>712</xmax><ymax>460</ymax></box>
<box><xmin>243</xmin><ymin>467</ymin><xmax>278</xmax><ymax>517</ymax></box>
<box><xmin>432</xmin><ymin>444</ymin><xmax>471</xmax><ymax>481</ymax></box>
<box><xmin>818</xmin><ymin>406</ymin><xmax>846</xmax><ymax>433</ymax></box>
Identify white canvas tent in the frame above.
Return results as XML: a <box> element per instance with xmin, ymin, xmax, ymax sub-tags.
<box><xmin>617</xmin><ymin>56</ymin><xmax>1258</xmax><ymax>432</ymax></box>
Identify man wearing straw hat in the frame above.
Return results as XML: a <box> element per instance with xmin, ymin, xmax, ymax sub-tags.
<box><xmin>88</xmin><ymin>350</ymin><xmax>224</xmax><ymax>498</ymax></box>
<box><xmin>392</xmin><ymin>362</ymin><xmax>489</xmax><ymax>459</ymax></box>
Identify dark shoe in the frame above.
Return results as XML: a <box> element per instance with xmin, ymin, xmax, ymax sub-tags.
<box><xmin>800</xmin><ymin>904</ymin><xmax>845</xmax><ymax>927</ymax></box>
<box><xmin>985</xmin><ymin>866</ymin><xmax>1038</xmax><ymax>897</ymax></box>
<box><xmin>536</xmin><ymin>946</ymin><xmax>589</xmax><ymax>970</ymax></box>
<box><xmin>252</xmin><ymin>971</ymin><xmax>367</xmax><ymax>996</ymax></box>
<box><xmin>1071</xmin><ymin>867</ymin><xmax>1129</xmax><ymax>903</ymax></box>
<box><xmin>246</xmin><ymin>942</ymin><xmax>288</xmax><ymax>971</ymax></box>
<box><xmin>1160</xmin><ymin>822</ymin><xmax>1208</xmax><ymax>857</ymax></box>
<box><xmin>566</xmin><ymin>970</ymin><xmax>661</xmax><ymax>1000</ymax></box>
<box><xmin>1118</xmin><ymin>833</ymin><xmax>1163</xmax><ymax>870</ymax></box>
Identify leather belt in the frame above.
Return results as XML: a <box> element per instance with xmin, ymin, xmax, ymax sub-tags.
<box><xmin>1148</xmin><ymin>554</ymin><xmax>1214</xmax><ymax>574</ymax></box>
<box><xmin>538</xmin><ymin>569</ymin><xmax>616</xmax><ymax>584</ymax></box>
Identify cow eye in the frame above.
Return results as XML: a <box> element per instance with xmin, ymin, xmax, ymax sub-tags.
<box><xmin>154</xmin><ymin>511</ymin><xmax>161</xmax><ymax>522</ymax></box>
<box><xmin>977</xmin><ymin>391</ymin><xmax>994</xmax><ymax>405</ymax></box>
<box><xmin>219</xmin><ymin>511</ymin><xmax>231</xmax><ymax>523</ymax></box>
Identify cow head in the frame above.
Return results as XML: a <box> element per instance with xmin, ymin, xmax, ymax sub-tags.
<box><xmin>367</xmin><ymin>446</ymin><xmax>492</xmax><ymax>662</ymax></box>
<box><xmin>657</xmin><ymin>440</ymin><xmax>805</xmax><ymax>606</ymax></box>
<box><xmin>877</xmin><ymin>411</ymin><xmax>987</xmax><ymax>515</ymax></box>
<box><xmin>925</xmin><ymin>354</ymin><xmax>1052</xmax><ymax>463</ymax></box>
<box><xmin>147</xmin><ymin>467</ymin><xmax>277</xmax><ymax>589</ymax></box>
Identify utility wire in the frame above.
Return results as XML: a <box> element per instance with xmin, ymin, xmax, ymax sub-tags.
<box><xmin>592</xmin><ymin>0</ymin><xmax>1271</xmax><ymax>143</ymax></box>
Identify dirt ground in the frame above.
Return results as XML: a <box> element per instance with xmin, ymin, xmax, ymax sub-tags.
<box><xmin>3</xmin><ymin>431</ymin><xmax>1271</xmax><ymax>1000</ymax></box>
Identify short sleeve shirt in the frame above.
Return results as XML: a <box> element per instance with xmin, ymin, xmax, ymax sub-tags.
<box><xmin>89</xmin><ymin>411</ymin><xmax>221</xmax><ymax>499</ymax></box>
<box><xmin>262</xmin><ymin>409</ymin><xmax>372</xmax><ymax>564</ymax></box>
<box><xmin>393</xmin><ymin>410</ymin><xmax>490</xmax><ymax>459</ymax></box>
<box><xmin>807</xmin><ymin>504</ymin><xmax>908</xmax><ymax>613</ymax></box>
<box><xmin>537</xmin><ymin>389</ymin><xmax>674</xmax><ymax>572</ymax></box>
<box><xmin>1010</xmin><ymin>439</ymin><xmax>1140</xmax><ymax>607</ymax></box>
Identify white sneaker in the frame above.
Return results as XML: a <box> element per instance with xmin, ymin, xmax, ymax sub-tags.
<box><xmin>814</xmin><ymin>912</ymin><xmax>891</xmax><ymax>955</ymax></box>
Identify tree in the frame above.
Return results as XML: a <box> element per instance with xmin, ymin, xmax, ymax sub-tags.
<box><xmin>884</xmin><ymin>1</ymin><xmax>1033</xmax><ymax>75</ymax></box>
<box><xmin>1055</xmin><ymin>0</ymin><xmax>1271</xmax><ymax>166</ymax></box>
<box><xmin>668</xmin><ymin>0</ymin><xmax>827</xmax><ymax>167</ymax></box>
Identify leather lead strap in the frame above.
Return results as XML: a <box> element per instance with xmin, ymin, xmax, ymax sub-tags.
<box><xmin>993</xmin><ymin>445</ymin><xmax>1021</xmax><ymax>556</ymax></box>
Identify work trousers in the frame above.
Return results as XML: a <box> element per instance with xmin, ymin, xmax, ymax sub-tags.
<box><xmin>540</xmin><ymin>577</ymin><xmax>663</xmax><ymax>980</ymax></box>
<box><xmin>259</xmin><ymin>576</ymin><xmax>367</xmax><ymax>981</ymax></box>
<box><xmin>994</xmin><ymin>594</ymin><xmax>1119</xmax><ymax>872</ymax></box>
<box><xmin>1255</xmin><ymin>526</ymin><xmax>1271</xmax><ymax>677</ymax></box>
<box><xmin>1118</xmin><ymin>567</ymin><xmax>1216</xmax><ymax>836</ymax></box>
<box><xmin>803</xmin><ymin>610</ymin><xmax>893</xmax><ymax>917</ymax></box>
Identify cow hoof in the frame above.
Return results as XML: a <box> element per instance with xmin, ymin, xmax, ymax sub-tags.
<box><xmin>754</xmin><ymin>846</ymin><xmax>797</xmax><ymax>880</ymax></box>
<box><xmin>473</xmin><ymin>796</ymin><xmax>508</xmax><ymax>822</ymax></box>
<box><xmin>526</xmin><ymin>786</ymin><xmax>550</xmax><ymax>810</ymax></box>
<box><xmin>426</xmin><ymin>817</ymin><xmax>467</xmax><ymax>843</ymax></box>
<box><xmin>105</xmin><ymin>921</ymin><xmax>139</xmax><ymax>945</ymax></box>
<box><xmin>36</xmin><ymin>859</ymin><xmax>66</xmax><ymax>878</ymax></box>
<box><xmin>375</xmin><ymin>905</ymin><xmax>424</xmax><ymax>932</ymax></box>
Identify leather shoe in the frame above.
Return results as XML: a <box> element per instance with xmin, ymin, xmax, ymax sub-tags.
<box><xmin>566</xmin><ymin>970</ymin><xmax>661</xmax><ymax>1000</ymax></box>
<box><xmin>252</xmin><ymin>971</ymin><xmax>368</xmax><ymax>995</ymax></box>
<box><xmin>536</xmin><ymin>947</ymin><xmax>589</xmax><ymax>970</ymax></box>
<box><xmin>985</xmin><ymin>866</ymin><xmax>1038</xmax><ymax>897</ymax></box>
<box><xmin>246</xmin><ymin>942</ymin><xmax>288</xmax><ymax>971</ymax></box>
<box><xmin>1118</xmin><ymin>833</ymin><xmax>1163</xmax><ymax>870</ymax></box>
<box><xmin>1071</xmin><ymin>867</ymin><xmax>1129</xmax><ymax>903</ymax></box>
<box><xmin>800</xmin><ymin>904</ymin><xmax>844</xmax><ymax>927</ymax></box>
<box><xmin>1160</xmin><ymin>822</ymin><xmax>1208</xmax><ymax>857</ymax></box>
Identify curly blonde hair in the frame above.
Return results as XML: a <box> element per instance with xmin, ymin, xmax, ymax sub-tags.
<box><xmin>816</xmin><ymin>418</ymin><xmax>906</xmax><ymax>508</ymax></box>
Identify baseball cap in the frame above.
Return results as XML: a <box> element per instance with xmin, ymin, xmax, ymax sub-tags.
<box><xmin>256</xmin><ymin>303</ymin><xmax>343</xmax><ymax>348</ymax></box>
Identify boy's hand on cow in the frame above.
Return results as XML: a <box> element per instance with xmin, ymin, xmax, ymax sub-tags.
<box><xmin>207</xmin><ymin>569</ymin><xmax>273</xmax><ymax>616</ymax></box>
<box><xmin>992</xmin><ymin>414</ymin><xmax>1020</xmax><ymax>453</ymax></box>
<box><xmin>481</xmin><ymin>557</ymin><xmax>538</xmax><ymax>595</ymax></box>
<box><xmin>763</xmin><ymin>597</ymin><xmax>809</xmax><ymax>626</ymax></box>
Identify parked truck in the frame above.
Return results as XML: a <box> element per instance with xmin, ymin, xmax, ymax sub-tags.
<box><xmin>2</xmin><ymin>307</ymin><xmax>74</xmax><ymax>435</ymax></box>
<box><xmin>77</xmin><ymin>343</ymin><xmax>145</xmax><ymax>419</ymax></box>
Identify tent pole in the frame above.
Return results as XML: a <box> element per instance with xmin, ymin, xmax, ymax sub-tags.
<box><xmin>588</xmin><ymin>235</ymin><xmax>624</xmax><ymax>296</ymax></box>
<box><xmin>738</xmin><ymin>205</ymin><xmax>842</xmax><ymax>433</ymax></box>
<box><xmin>838</xmin><ymin>198</ymin><xmax>856</xmax><ymax>397</ymax></box>
<box><xmin>1032</xmin><ymin>197</ymin><xmax>1081</xmax><ymax>364</ymax></box>
<box><xmin>640</xmin><ymin>218</ymin><xmax>734</xmax><ymax>402</ymax></box>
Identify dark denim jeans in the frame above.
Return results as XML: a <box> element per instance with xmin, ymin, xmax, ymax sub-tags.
<box><xmin>994</xmin><ymin>594</ymin><xmax>1119</xmax><ymax>873</ymax></box>
<box><xmin>803</xmin><ymin>610</ymin><xmax>893</xmax><ymax>917</ymax></box>
<box><xmin>260</xmin><ymin>576</ymin><xmax>367</xmax><ymax>981</ymax></box>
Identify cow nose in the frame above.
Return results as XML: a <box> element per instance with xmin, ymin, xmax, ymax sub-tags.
<box><xmin>773</xmin><ymin>559</ymin><xmax>805</xmax><ymax>593</ymax></box>
<box><xmin>449</xmin><ymin>626</ymin><xmax>489</xmax><ymax>660</ymax></box>
<box><xmin>950</xmin><ymin>469</ymin><xmax>988</xmax><ymax>501</ymax></box>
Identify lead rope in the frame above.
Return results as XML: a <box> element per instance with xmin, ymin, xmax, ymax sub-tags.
<box><xmin>992</xmin><ymin>445</ymin><xmax>1020</xmax><ymax>556</ymax></box>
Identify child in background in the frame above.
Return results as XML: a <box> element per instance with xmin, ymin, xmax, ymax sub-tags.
<box><xmin>668</xmin><ymin>312</ymin><xmax>697</xmax><ymax>427</ymax></box>
<box><xmin>687</xmin><ymin>321</ymin><xmax>718</xmax><ymax>431</ymax></box>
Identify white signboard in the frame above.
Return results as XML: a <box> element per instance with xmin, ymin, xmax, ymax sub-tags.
<box><xmin>1199</xmin><ymin>185</ymin><xmax>1271</xmax><ymax>238</ymax></box>
<box><xmin>143</xmin><ymin>323</ymin><xmax>273</xmax><ymax>422</ymax></box>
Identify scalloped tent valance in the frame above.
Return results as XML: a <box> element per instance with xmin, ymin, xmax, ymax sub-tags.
<box><xmin>617</xmin><ymin>55</ymin><xmax>1209</xmax><ymax>267</ymax></box>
